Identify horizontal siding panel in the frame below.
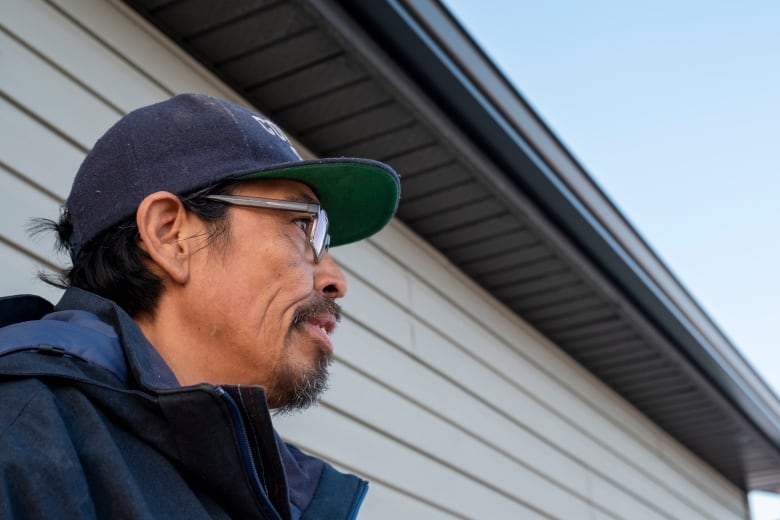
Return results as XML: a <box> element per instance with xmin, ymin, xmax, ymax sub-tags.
<box><xmin>588</xmin><ymin>474</ymin><xmax>668</xmax><ymax>520</ymax></box>
<box><xmin>331</xmin><ymin>319</ymin><xmax>679</xmax><ymax>519</ymax></box>
<box><xmin>276</xmin><ymin>405</ymin><xmax>549</xmax><ymax>519</ymax></box>
<box><xmin>51</xmin><ymin>0</ymin><xmax>239</xmax><ymax>100</ymax></box>
<box><xmin>0</xmin><ymin>244</ymin><xmax>64</xmax><ymax>303</ymax></box>
<box><xmin>406</xmin><ymin>292</ymin><xmax>711</xmax><ymax>519</ymax></box>
<box><xmin>6</xmin><ymin>0</ymin><xmax>168</xmax><ymax>112</ymax></box>
<box><xmin>334</xmin><ymin>241</ymin><xmax>412</xmax><ymax>310</ymax></box>
<box><xmin>335</xmin><ymin>321</ymin><xmax>591</xmax><ymax>484</ymax></box>
<box><xmin>348</xmin><ymin>225</ymin><xmax>746</xmax><ymax>517</ymax></box>
<box><xmin>325</xmin><ymin>360</ymin><xmax>594</xmax><ymax>518</ymax></box>
<box><xmin>0</xmin><ymin>166</ymin><xmax>63</xmax><ymax>263</ymax></box>
<box><xmin>334</xmin><ymin>258</ymin><xmax>706</xmax><ymax>518</ymax></box>
<box><xmin>357</xmin><ymin>481</ymin><xmax>459</xmax><ymax>520</ymax></box>
<box><xmin>335</xmin><ymin>269</ymin><xmax>414</xmax><ymax>349</ymax></box>
<box><xmin>0</xmin><ymin>28</ymin><xmax>119</xmax><ymax>150</ymax></box>
<box><xmin>0</xmin><ymin>98</ymin><xmax>80</xmax><ymax>199</ymax></box>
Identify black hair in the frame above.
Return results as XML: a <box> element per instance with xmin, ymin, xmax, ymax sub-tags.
<box><xmin>35</xmin><ymin>182</ymin><xmax>237</xmax><ymax>318</ymax></box>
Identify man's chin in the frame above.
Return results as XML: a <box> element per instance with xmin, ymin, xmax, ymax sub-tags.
<box><xmin>268</xmin><ymin>349</ymin><xmax>332</xmax><ymax>415</ymax></box>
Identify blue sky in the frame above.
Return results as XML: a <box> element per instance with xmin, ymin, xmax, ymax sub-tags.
<box><xmin>442</xmin><ymin>1</ymin><xmax>780</xmax><ymax>517</ymax></box>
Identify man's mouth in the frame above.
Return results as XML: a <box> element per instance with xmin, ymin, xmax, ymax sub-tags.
<box><xmin>291</xmin><ymin>296</ymin><xmax>342</xmax><ymax>350</ymax></box>
<box><xmin>302</xmin><ymin>314</ymin><xmax>337</xmax><ymax>351</ymax></box>
<box><xmin>307</xmin><ymin>314</ymin><xmax>337</xmax><ymax>336</ymax></box>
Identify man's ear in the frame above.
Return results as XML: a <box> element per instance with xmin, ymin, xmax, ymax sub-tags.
<box><xmin>136</xmin><ymin>191</ymin><xmax>199</xmax><ymax>285</ymax></box>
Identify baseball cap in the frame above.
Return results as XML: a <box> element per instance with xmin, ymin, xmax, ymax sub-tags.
<box><xmin>66</xmin><ymin>93</ymin><xmax>400</xmax><ymax>253</ymax></box>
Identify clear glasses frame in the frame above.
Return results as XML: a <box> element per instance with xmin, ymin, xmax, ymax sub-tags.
<box><xmin>204</xmin><ymin>194</ymin><xmax>330</xmax><ymax>263</ymax></box>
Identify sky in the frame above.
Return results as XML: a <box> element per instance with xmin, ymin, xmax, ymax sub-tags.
<box><xmin>442</xmin><ymin>1</ymin><xmax>780</xmax><ymax>517</ymax></box>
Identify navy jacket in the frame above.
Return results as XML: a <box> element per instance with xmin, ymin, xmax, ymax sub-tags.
<box><xmin>0</xmin><ymin>288</ymin><xmax>367</xmax><ymax>519</ymax></box>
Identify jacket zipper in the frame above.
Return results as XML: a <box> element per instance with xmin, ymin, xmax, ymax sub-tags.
<box><xmin>216</xmin><ymin>387</ymin><xmax>283</xmax><ymax>520</ymax></box>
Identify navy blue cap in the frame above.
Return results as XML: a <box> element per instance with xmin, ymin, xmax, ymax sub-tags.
<box><xmin>66</xmin><ymin>93</ymin><xmax>400</xmax><ymax>252</ymax></box>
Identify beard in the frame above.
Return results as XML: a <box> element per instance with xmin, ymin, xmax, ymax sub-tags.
<box><xmin>268</xmin><ymin>295</ymin><xmax>341</xmax><ymax>415</ymax></box>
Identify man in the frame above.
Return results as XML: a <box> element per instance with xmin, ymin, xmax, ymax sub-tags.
<box><xmin>0</xmin><ymin>93</ymin><xmax>400</xmax><ymax>519</ymax></box>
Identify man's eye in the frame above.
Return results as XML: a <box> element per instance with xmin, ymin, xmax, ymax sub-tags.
<box><xmin>293</xmin><ymin>216</ymin><xmax>312</xmax><ymax>232</ymax></box>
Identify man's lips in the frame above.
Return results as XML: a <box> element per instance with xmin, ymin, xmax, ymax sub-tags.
<box><xmin>307</xmin><ymin>313</ymin><xmax>337</xmax><ymax>335</ymax></box>
<box><xmin>291</xmin><ymin>296</ymin><xmax>342</xmax><ymax>352</ymax></box>
<box><xmin>302</xmin><ymin>314</ymin><xmax>337</xmax><ymax>352</ymax></box>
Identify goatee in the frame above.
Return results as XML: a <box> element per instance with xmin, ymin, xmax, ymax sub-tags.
<box><xmin>271</xmin><ymin>296</ymin><xmax>342</xmax><ymax>415</ymax></box>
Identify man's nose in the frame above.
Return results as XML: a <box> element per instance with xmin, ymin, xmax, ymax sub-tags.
<box><xmin>315</xmin><ymin>252</ymin><xmax>347</xmax><ymax>298</ymax></box>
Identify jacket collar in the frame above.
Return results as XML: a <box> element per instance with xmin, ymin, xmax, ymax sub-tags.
<box><xmin>55</xmin><ymin>287</ymin><xmax>177</xmax><ymax>390</ymax></box>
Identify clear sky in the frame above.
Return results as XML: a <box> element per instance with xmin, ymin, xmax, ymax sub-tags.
<box><xmin>442</xmin><ymin>1</ymin><xmax>780</xmax><ymax>517</ymax></box>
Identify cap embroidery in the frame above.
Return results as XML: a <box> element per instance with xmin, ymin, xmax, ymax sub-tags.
<box><xmin>251</xmin><ymin>115</ymin><xmax>302</xmax><ymax>160</ymax></box>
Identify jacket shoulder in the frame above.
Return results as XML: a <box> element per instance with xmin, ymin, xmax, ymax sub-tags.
<box><xmin>0</xmin><ymin>295</ymin><xmax>53</xmax><ymax>328</ymax></box>
<box><xmin>0</xmin><ymin>377</ymin><xmax>70</xmax><ymax>441</ymax></box>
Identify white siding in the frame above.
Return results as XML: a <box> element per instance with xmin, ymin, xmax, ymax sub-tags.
<box><xmin>1</xmin><ymin>0</ymin><xmax>748</xmax><ymax>518</ymax></box>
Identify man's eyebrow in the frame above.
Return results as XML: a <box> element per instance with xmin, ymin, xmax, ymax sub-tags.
<box><xmin>281</xmin><ymin>192</ymin><xmax>319</xmax><ymax>204</ymax></box>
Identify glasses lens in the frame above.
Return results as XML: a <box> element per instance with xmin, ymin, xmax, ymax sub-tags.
<box><xmin>312</xmin><ymin>208</ymin><xmax>330</xmax><ymax>260</ymax></box>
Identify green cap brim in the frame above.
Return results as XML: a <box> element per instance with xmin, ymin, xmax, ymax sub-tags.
<box><xmin>238</xmin><ymin>158</ymin><xmax>400</xmax><ymax>247</ymax></box>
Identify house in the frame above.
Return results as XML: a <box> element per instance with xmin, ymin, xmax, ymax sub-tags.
<box><xmin>3</xmin><ymin>0</ymin><xmax>779</xmax><ymax>517</ymax></box>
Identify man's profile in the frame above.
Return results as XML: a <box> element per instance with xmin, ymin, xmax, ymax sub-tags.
<box><xmin>0</xmin><ymin>93</ymin><xmax>400</xmax><ymax>519</ymax></box>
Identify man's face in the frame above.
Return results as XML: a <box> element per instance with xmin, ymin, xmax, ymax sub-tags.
<box><xmin>183</xmin><ymin>179</ymin><xmax>347</xmax><ymax>412</ymax></box>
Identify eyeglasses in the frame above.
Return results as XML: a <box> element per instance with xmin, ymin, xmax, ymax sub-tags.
<box><xmin>203</xmin><ymin>194</ymin><xmax>330</xmax><ymax>263</ymax></box>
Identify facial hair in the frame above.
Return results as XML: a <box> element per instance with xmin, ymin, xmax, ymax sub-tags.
<box><xmin>269</xmin><ymin>295</ymin><xmax>342</xmax><ymax>415</ymax></box>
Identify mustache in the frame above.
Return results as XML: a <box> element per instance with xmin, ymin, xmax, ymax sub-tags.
<box><xmin>291</xmin><ymin>296</ymin><xmax>342</xmax><ymax>327</ymax></box>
